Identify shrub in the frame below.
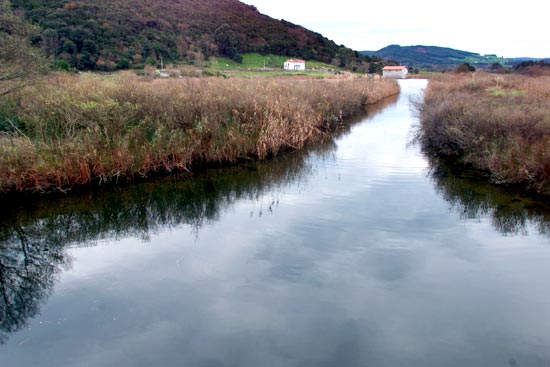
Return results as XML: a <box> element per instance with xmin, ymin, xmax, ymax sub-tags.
<box><xmin>455</xmin><ymin>62</ymin><xmax>475</xmax><ymax>73</ymax></box>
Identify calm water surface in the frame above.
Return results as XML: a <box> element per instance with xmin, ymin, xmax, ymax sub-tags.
<box><xmin>2</xmin><ymin>80</ymin><xmax>550</xmax><ymax>367</ymax></box>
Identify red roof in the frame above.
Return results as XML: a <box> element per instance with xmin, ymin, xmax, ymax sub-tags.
<box><xmin>383</xmin><ymin>66</ymin><xmax>407</xmax><ymax>70</ymax></box>
<box><xmin>286</xmin><ymin>59</ymin><xmax>306</xmax><ymax>63</ymax></box>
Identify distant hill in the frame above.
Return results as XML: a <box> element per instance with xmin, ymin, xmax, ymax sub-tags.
<box><xmin>362</xmin><ymin>45</ymin><xmax>478</xmax><ymax>67</ymax></box>
<box><xmin>361</xmin><ymin>44</ymin><xmax>545</xmax><ymax>70</ymax></box>
<box><xmin>11</xmin><ymin>0</ymin><xmax>363</xmax><ymax>70</ymax></box>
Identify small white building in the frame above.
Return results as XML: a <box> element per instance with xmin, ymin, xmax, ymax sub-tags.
<box><xmin>382</xmin><ymin>66</ymin><xmax>408</xmax><ymax>79</ymax></box>
<box><xmin>155</xmin><ymin>69</ymin><xmax>170</xmax><ymax>78</ymax></box>
<box><xmin>284</xmin><ymin>59</ymin><xmax>306</xmax><ymax>71</ymax></box>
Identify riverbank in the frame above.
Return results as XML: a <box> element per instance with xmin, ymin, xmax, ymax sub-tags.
<box><xmin>0</xmin><ymin>73</ymin><xmax>399</xmax><ymax>194</ymax></box>
<box><xmin>416</xmin><ymin>73</ymin><xmax>550</xmax><ymax>195</ymax></box>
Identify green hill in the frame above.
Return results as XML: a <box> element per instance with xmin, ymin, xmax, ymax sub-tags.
<box><xmin>361</xmin><ymin>44</ymin><xmax>512</xmax><ymax>70</ymax></box>
<box><xmin>11</xmin><ymin>0</ymin><xmax>367</xmax><ymax>70</ymax></box>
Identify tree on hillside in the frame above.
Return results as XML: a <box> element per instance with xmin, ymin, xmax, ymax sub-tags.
<box><xmin>337</xmin><ymin>47</ymin><xmax>355</xmax><ymax>68</ymax></box>
<box><xmin>0</xmin><ymin>0</ymin><xmax>48</xmax><ymax>96</ymax></box>
<box><xmin>368</xmin><ymin>62</ymin><xmax>383</xmax><ymax>75</ymax></box>
<box><xmin>455</xmin><ymin>62</ymin><xmax>475</xmax><ymax>73</ymax></box>
<box><xmin>214</xmin><ymin>24</ymin><xmax>242</xmax><ymax>63</ymax></box>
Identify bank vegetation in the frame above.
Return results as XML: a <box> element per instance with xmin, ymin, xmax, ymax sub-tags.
<box><xmin>417</xmin><ymin>73</ymin><xmax>550</xmax><ymax>195</ymax></box>
<box><xmin>0</xmin><ymin>73</ymin><xmax>399</xmax><ymax>193</ymax></box>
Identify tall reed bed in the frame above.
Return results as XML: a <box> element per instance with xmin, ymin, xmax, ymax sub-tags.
<box><xmin>0</xmin><ymin>73</ymin><xmax>398</xmax><ymax>193</ymax></box>
<box><xmin>417</xmin><ymin>73</ymin><xmax>550</xmax><ymax>195</ymax></box>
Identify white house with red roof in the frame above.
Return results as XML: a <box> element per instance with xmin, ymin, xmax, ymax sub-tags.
<box><xmin>284</xmin><ymin>59</ymin><xmax>306</xmax><ymax>71</ymax></box>
<box><xmin>382</xmin><ymin>65</ymin><xmax>408</xmax><ymax>78</ymax></box>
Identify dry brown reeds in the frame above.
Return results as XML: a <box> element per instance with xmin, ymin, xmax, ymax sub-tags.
<box><xmin>0</xmin><ymin>72</ymin><xmax>399</xmax><ymax>193</ymax></box>
<box><xmin>417</xmin><ymin>73</ymin><xmax>550</xmax><ymax>195</ymax></box>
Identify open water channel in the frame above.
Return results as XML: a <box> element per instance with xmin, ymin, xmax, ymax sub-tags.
<box><xmin>1</xmin><ymin>79</ymin><xmax>550</xmax><ymax>366</ymax></box>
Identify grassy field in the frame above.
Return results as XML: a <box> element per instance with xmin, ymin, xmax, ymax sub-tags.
<box><xmin>205</xmin><ymin>53</ymin><xmax>337</xmax><ymax>71</ymax></box>
<box><xmin>221</xmin><ymin>70</ymin><xmax>329</xmax><ymax>78</ymax></box>
<box><xmin>416</xmin><ymin>73</ymin><xmax>550</xmax><ymax>195</ymax></box>
<box><xmin>0</xmin><ymin>72</ymin><xmax>398</xmax><ymax>193</ymax></box>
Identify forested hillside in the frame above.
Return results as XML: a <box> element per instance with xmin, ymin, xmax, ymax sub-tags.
<box><xmin>361</xmin><ymin>44</ymin><xmax>521</xmax><ymax>70</ymax></box>
<box><xmin>10</xmin><ymin>0</ymin><xmax>365</xmax><ymax>70</ymax></box>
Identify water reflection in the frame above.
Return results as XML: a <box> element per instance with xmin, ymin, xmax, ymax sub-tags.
<box><xmin>0</xmin><ymin>96</ymin><xmax>396</xmax><ymax>344</ymax></box>
<box><xmin>1</xmin><ymin>82</ymin><xmax>550</xmax><ymax>365</ymax></box>
<box><xmin>0</xmin><ymin>229</ymin><xmax>71</xmax><ymax>343</ymax></box>
<box><xmin>1</xmin><ymin>96</ymin><xmax>398</xmax><ymax>249</ymax></box>
<box><xmin>427</xmin><ymin>156</ymin><xmax>550</xmax><ymax>237</ymax></box>
<box><xmin>0</xmin><ymin>149</ymin><xmax>311</xmax><ymax>344</ymax></box>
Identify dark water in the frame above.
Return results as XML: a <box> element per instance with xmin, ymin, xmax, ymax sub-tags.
<box><xmin>1</xmin><ymin>80</ymin><xmax>550</xmax><ymax>367</ymax></box>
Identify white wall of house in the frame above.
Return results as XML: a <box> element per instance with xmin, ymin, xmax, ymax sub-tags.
<box><xmin>284</xmin><ymin>60</ymin><xmax>306</xmax><ymax>71</ymax></box>
<box><xmin>382</xmin><ymin>67</ymin><xmax>408</xmax><ymax>79</ymax></box>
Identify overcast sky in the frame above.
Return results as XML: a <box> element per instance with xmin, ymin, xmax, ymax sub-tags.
<box><xmin>242</xmin><ymin>0</ymin><xmax>549</xmax><ymax>58</ymax></box>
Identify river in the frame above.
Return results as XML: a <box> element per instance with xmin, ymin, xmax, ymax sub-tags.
<box><xmin>1</xmin><ymin>79</ymin><xmax>549</xmax><ymax>366</ymax></box>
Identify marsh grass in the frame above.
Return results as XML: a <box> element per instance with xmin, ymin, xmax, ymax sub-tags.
<box><xmin>417</xmin><ymin>73</ymin><xmax>550</xmax><ymax>195</ymax></box>
<box><xmin>0</xmin><ymin>72</ymin><xmax>399</xmax><ymax>193</ymax></box>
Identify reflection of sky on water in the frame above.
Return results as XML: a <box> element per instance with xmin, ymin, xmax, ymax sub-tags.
<box><xmin>2</xmin><ymin>80</ymin><xmax>550</xmax><ymax>367</ymax></box>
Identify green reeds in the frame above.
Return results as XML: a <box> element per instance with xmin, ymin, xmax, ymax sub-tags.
<box><xmin>0</xmin><ymin>73</ymin><xmax>399</xmax><ymax>193</ymax></box>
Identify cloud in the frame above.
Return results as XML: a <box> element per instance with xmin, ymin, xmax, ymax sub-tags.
<box><xmin>243</xmin><ymin>0</ymin><xmax>550</xmax><ymax>57</ymax></box>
